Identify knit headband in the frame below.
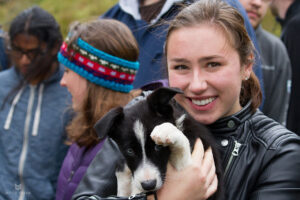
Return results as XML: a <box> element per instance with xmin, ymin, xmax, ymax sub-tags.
<box><xmin>58</xmin><ymin>37</ymin><xmax>139</xmax><ymax>93</ymax></box>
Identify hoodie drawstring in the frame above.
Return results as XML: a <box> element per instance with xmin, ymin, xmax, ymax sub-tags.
<box><xmin>32</xmin><ymin>84</ymin><xmax>44</xmax><ymax>136</ymax></box>
<box><xmin>4</xmin><ymin>87</ymin><xmax>25</xmax><ymax>130</ymax></box>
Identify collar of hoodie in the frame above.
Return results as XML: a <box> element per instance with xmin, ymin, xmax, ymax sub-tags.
<box><xmin>4</xmin><ymin>83</ymin><xmax>44</xmax><ymax>137</ymax></box>
<box><xmin>119</xmin><ymin>0</ymin><xmax>183</xmax><ymax>24</ymax></box>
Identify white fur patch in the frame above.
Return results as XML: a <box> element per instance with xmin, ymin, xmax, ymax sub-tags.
<box><xmin>151</xmin><ymin>122</ymin><xmax>192</xmax><ymax>170</ymax></box>
<box><xmin>132</xmin><ymin>120</ymin><xmax>162</xmax><ymax>194</ymax></box>
<box><xmin>176</xmin><ymin>114</ymin><xmax>186</xmax><ymax>132</ymax></box>
<box><xmin>116</xmin><ymin>164</ymin><xmax>132</xmax><ymax>196</ymax></box>
<box><xmin>131</xmin><ymin>161</ymin><xmax>162</xmax><ymax>194</ymax></box>
<box><xmin>133</xmin><ymin>120</ymin><xmax>146</xmax><ymax>164</ymax></box>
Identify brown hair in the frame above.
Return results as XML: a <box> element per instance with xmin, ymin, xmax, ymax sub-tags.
<box><xmin>165</xmin><ymin>0</ymin><xmax>262</xmax><ymax>112</ymax></box>
<box><xmin>65</xmin><ymin>19</ymin><xmax>141</xmax><ymax>147</ymax></box>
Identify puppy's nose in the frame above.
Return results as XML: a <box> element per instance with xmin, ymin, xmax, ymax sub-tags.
<box><xmin>141</xmin><ymin>179</ymin><xmax>157</xmax><ymax>191</ymax></box>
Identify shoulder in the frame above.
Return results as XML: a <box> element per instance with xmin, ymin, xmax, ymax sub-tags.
<box><xmin>44</xmin><ymin>65</ymin><xmax>70</xmax><ymax>97</ymax></box>
<box><xmin>249</xmin><ymin>111</ymin><xmax>300</xmax><ymax>150</ymax></box>
<box><xmin>287</xmin><ymin>13</ymin><xmax>300</xmax><ymax>28</ymax></box>
<box><xmin>283</xmin><ymin>14</ymin><xmax>300</xmax><ymax>39</ymax></box>
<box><xmin>259</xmin><ymin>28</ymin><xmax>287</xmax><ymax>50</ymax></box>
<box><xmin>0</xmin><ymin>68</ymin><xmax>19</xmax><ymax>92</ymax></box>
<box><xmin>0</xmin><ymin>67</ymin><xmax>17</xmax><ymax>80</ymax></box>
<box><xmin>73</xmin><ymin>138</ymin><xmax>122</xmax><ymax>198</ymax></box>
<box><xmin>101</xmin><ymin>3</ymin><xmax>123</xmax><ymax>19</ymax></box>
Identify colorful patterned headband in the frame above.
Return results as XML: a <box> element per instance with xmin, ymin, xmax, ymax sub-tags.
<box><xmin>58</xmin><ymin>37</ymin><xmax>139</xmax><ymax>93</ymax></box>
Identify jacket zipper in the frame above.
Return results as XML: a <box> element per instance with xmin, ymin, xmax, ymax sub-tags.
<box><xmin>18</xmin><ymin>85</ymin><xmax>36</xmax><ymax>200</ymax></box>
<box><xmin>224</xmin><ymin>140</ymin><xmax>242</xmax><ymax>177</ymax></box>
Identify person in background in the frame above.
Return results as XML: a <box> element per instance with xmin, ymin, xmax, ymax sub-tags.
<box><xmin>101</xmin><ymin>0</ymin><xmax>265</xmax><ymax>106</ymax></box>
<box><xmin>0</xmin><ymin>6</ymin><xmax>71</xmax><ymax>200</ymax></box>
<box><xmin>73</xmin><ymin>0</ymin><xmax>300</xmax><ymax>199</ymax></box>
<box><xmin>239</xmin><ymin>0</ymin><xmax>291</xmax><ymax>125</ymax></box>
<box><xmin>55</xmin><ymin>19</ymin><xmax>141</xmax><ymax>200</ymax></box>
<box><xmin>0</xmin><ymin>28</ymin><xmax>9</xmax><ymax>70</ymax></box>
<box><xmin>269</xmin><ymin>0</ymin><xmax>300</xmax><ymax>135</ymax></box>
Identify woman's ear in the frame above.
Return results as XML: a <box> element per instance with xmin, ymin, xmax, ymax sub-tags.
<box><xmin>242</xmin><ymin>54</ymin><xmax>254</xmax><ymax>80</ymax></box>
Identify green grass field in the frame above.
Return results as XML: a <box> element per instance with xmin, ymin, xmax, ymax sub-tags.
<box><xmin>0</xmin><ymin>0</ymin><xmax>281</xmax><ymax>38</ymax></box>
<box><xmin>0</xmin><ymin>0</ymin><xmax>118</xmax><ymax>37</ymax></box>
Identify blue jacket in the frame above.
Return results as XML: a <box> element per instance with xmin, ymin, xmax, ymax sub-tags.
<box><xmin>0</xmin><ymin>29</ymin><xmax>9</xmax><ymax>71</ymax></box>
<box><xmin>0</xmin><ymin>65</ymin><xmax>71</xmax><ymax>200</ymax></box>
<box><xmin>101</xmin><ymin>0</ymin><xmax>264</xmax><ymax>107</ymax></box>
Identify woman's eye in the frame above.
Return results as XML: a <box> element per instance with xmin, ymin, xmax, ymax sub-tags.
<box><xmin>154</xmin><ymin>144</ymin><xmax>163</xmax><ymax>152</ymax></box>
<box><xmin>207</xmin><ymin>62</ymin><xmax>221</xmax><ymax>68</ymax></box>
<box><xmin>126</xmin><ymin>148</ymin><xmax>135</xmax><ymax>157</ymax></box>
<box><xmin>174</xmin><ymin>65</ymin><xmax>188</xmax><ymax>70</ymax></box>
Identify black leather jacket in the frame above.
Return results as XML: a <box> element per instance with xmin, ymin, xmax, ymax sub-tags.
<box><xmin>73</xmin><ymin>102</ymin><xmax>300</xmax><ymax>200</ymax></box>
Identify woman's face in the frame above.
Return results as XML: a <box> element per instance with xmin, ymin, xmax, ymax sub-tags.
<box><xmin>167</xmin><ymin>24</ymin><xmax>252</xmax><ymax>125</ymax></box>
<box><xmin>11</xmin><ymin>34</ymin><xmax>46</xmax><ymax>76</ymax></box>
<box><xmin>60</xmin><ymin>68</ymin><xmax>88</xmax><ymax>111</ymax></box>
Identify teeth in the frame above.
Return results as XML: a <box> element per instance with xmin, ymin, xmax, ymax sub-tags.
<box><xmin>192</xmin><ymin>97</ymin><xmax>215</xmax><ymax>106</ymax></box>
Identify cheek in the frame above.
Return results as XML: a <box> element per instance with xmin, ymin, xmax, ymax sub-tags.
<box><xmin>74</xmin><ymin>81</ymin><xmax>87</xmax><ymax>98</ymax></box>
<box><xmin>218</xmin><ymin>73</ymin><xmax>241</xmax><ymax>92</ymax></box>
<box><xmin>168</xmin><ymin>72</ymin><xmax>186</xmax><ymax>89</ymax></box>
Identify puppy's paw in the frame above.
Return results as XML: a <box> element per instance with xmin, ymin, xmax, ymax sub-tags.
<box><xmin>151</xmin><ymin>122</ymin><xmax>182</xmax><ymax>146</ymax></box>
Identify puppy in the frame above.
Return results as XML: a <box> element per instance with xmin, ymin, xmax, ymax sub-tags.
<box><xmin>95</xmin><ymin>87</ymin><xmax>222</xmax><ymax>199</ymax></box>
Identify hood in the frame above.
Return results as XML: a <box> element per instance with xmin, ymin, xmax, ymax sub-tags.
<box><xmin>119</xmin><ymin>0</ymin><xmax>183</xmax><ymax>24</ymax></box>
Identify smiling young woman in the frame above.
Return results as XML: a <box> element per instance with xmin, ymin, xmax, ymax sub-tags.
<box><xmin>160</xmin><ymin>0</ymin><xmax>300</xmax><ymax>199</ymax></box>
<box><xmin>62</xmin><ymin>1</ymin><xmax>300</xmax><ymax>200</ymax></box>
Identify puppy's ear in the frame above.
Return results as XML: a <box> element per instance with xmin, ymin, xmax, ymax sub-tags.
<box><xmin>147</xmin><ymin>87</ymin><xmax>183</xmax><ymax>116</ymax></box>
<box><xmin>94</xmin><ymin>107</ymin><xmax>124</xmax><ymax>139</ymax></box>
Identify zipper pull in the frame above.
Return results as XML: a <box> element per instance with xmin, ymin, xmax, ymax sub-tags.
<box><xmin>224</xmin><ymin>140</ymin><xmax>242</xmax><ymax>176</ymax></box>
<box><xmin>232</xmin><ymin>140</ymin><xmax>241</xmax><ymax>156</ymax></box>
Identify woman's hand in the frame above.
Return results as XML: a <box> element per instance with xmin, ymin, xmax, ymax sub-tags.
<box><xmin>154</xmin><ymin>139</ymin><xmax>218</xmax><ymax>200</ymax></box>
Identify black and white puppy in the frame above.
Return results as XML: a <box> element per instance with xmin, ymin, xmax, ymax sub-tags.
<box><xmin>95</xmin><ymin>87</ymin><xmax>222</xmax><ymax>199</ymax></box>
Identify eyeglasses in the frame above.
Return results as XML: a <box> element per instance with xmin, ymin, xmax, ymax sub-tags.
<box><xmin>9</xmin><ymin>45</ymin><xmax>42</xmax><ymax>60</ymax></box>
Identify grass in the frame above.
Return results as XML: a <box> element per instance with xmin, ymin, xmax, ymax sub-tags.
<box><xmin>0</xmin><ymin>0</ymin><xmax>118</xmax><ymax>37</ymax></box>
<box><xmin>0</xmin><ymin>0</ymin><xmax>281</xmax><ymax>38</ymax></box>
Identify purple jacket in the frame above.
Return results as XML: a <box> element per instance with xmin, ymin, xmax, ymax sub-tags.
<box><xmin>55</xmin><ymin>140</ymin><xmax>105</xmax><ymax>200</ymax></box>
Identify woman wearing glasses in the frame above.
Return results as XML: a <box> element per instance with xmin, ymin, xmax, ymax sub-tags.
<box><xmin>0</xmin><ymin>6</ymin><xmax>71</xmax><ymax>200</ymax></box>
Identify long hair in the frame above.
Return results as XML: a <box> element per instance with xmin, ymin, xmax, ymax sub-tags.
<box><xmin>2</xmin><ymin>6</ymin><xmax>62</xmax><ymax>110</ymax></box>
<box><xmin>9</xmin><ymin>6</ymin><xmax>62</xmax><ymax>82</ymax></box>
<box><xmin>165</xmin><ymin>0</ymin><xmax>262</xmax><ymax>112</ymax></box>
<box><xmin>65</xmin><ymin>19</ymin><xmax>140</xmax><ymax>147</ymax></box>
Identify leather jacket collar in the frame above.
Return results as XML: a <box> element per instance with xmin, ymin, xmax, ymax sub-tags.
<box><xmin>208</xmin><ymin>101</ymin><xmax>253</xmax><ymax>136</ymax></box>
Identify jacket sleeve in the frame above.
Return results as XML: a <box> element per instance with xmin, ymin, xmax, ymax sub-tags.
<box><xmin>282</xmin><ymin>16</ymin><xmax>300</xmax><ymax>134</ymax></box>
<box><xmin>72</xmin><ymin>138</ymin><xmax>123</xmax><ymax>200</ymax></box>
<box><xmin>250</xmin><ymin>134</ymin><xmax>300</xmax><ymax>199</ymax></box>
<box><xmin>260</xmin><ymin>34</ymin><xmax>292</xmax><ymax>125</ymax></box>
<box><xmin>270</xmin><ymin>44</ymin><xmax>291</xmax><ymax>125</ymax></box>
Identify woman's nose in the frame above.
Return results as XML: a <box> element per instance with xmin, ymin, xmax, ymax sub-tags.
<box><xmin>19</xmin><ymin>54</ymin><xmax>31</xmax><ymax>65</ymax></box>
<box><xmin>189</xmin><ymin>70</ymin><xmax>207</xmax><ymax>93</ymax></box>
<box><xmin>60</xmin><ymin>75</ymin><xmax>66</xmax><ymax>87</ymax></box>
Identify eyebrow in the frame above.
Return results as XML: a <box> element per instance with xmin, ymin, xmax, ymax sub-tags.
<box><xmin>198</xmin><ymin>56</ymin><xmax>222</xmax><ymax>62</ymax></box>
<box><xmin>170</xmin><ymin>55</ymin><xmax>223</xmax><ymax>63</ymax></box>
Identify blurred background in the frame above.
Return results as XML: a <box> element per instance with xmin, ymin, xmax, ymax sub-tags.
<box><xmin>0</xmin><ymin>0</ymin><xmax>281</xmax><ymax>38</ymax></box>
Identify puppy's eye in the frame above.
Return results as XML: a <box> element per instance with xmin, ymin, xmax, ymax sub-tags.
<box><xmin>126</xmin><ymin>148</ymin><xmax>135</xmax><ymax>156</ymax></box>
<box><xmin>154</xmin><ymin>144</ymin><xmax>163</xmax><ymax>152</ymax></box>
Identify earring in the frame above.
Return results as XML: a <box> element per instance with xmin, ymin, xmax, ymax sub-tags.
<box><xmin>245</xmin><ymin>76</ymin><xmax>249</xmax><ymax>81</ymax></box>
